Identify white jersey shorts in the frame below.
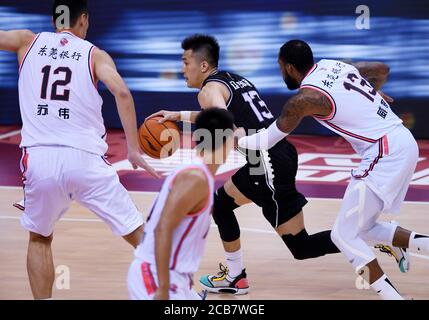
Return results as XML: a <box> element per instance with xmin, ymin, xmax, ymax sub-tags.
<box><xmin>19</xmin><ymin>146</ymin><xmax>143</xmax><ymax>237</ymax></box>
<box><xmin>351</xmin><ymin>125</ymin><xmax>419</xmax><ymax>214</ymax></box>
<box><xmin>127</xmin><ymin>259</ymin><xmax>202</xmax><ymax>300</ymax></box>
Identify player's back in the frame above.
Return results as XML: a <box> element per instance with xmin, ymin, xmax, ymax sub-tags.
<box><xmin>18</xmin><ymin>31</ymin><xmax>107</xmax><ymax>156</ymax></box>
<box><xmin>135</xmin><ymin>160</ymin><xmax>214</xmax><ymax>275</ymax></box>
<box><xmin>301</xmin><ymin>59</ymin><xmax>403</xmax><ymax>155</ymax></box>
<box><xmin>202</xmin><ymin>71</ymin><xmax>275</xmax><ymax>133</ymax></box>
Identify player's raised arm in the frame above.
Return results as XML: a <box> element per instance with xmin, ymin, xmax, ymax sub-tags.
<box><xmin>92</xmin><ymin>48</ymin><xmax>159</xmax><ymax>178</ymax></box>
<box><xmin>0</xmin><ymin>29</ymin><xmax>35</xmax><ymax>53</ymax></box>
<box><xmin>238</xmin><ymin>88</ymin><xmax>331</xmax><ymax>150</ymax></box>
<box><xmin>352</xmin><ymin>61</ymin><xmax>390</xmax><ymax>91</ymax></box>
<box><xmin>154</xmin><ymin>170</ymin><xmax>209</xmax><ymax>300</ymax></box>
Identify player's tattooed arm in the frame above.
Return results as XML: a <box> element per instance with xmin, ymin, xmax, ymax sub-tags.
<box><xmin>154</xmin><ymin>170</ymin><xmax>209</xmax><ymax>300</ymax></box>
<box><xmin>352</xmin><ymin>61</ymin><xmax>390</xmax><ymax>91</ymax></box>
<box><xmin>238</xmin><ymin>88</ymin><xmax>331</xmax><ymax>150</ymax></box>
<box><xmin>276</xmin><ymin>88</ymin><xmax>332</xmax><ymax>133</ymax></box>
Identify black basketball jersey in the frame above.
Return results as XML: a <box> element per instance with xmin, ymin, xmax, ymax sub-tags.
<box><xmin>201</xmin><ymin>71</ymin><xmax>275</xmax><ymax>133</ymax></box>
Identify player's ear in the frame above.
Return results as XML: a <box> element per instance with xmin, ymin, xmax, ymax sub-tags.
<box><xmin>80</xmin><ymin>13</ymin><xmax>88</xmax><ymax>26</ymax></box>
<box><xmin>200</xmin><ymin>61</ymin><xmax>210</xmax><ymax>73</ymax></box>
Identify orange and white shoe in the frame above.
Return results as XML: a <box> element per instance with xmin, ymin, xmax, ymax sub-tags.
<box><xmin>199</xmin><ymin>263</ymin><xmax>249</xmax><ymax>295</ymax></box>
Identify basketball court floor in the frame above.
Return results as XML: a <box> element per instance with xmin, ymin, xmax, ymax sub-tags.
<box><xmin>1</xmin><ymin>127</ymin><xmax>428</xmax><ymax>300</ymax></box>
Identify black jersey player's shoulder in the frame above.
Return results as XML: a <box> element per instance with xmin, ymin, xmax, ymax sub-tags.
<box><xmin>203</xmin><ymin>71</ymin><xmax>256</xmax><ymax>92</ymax></box>
<box><xmin>205</xmin><ymin>70</ymin><xmax>237</xmax><ymax>82</ymax></box>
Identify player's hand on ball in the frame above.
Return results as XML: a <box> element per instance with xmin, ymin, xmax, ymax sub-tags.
<box><xmin>128</xmin><ymin>149</ymin><xmax>161</xmax><ymax>179</ymax></box>
<box><xmin>146</xmin><ymin>110</ymin><xmax>180</xmax><ymax>123</ymax></box>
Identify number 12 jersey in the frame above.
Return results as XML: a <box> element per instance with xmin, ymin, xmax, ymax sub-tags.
<box><xmin>18</xmin><ymin>31</ymin><xmax>107</xmax><ymax>156</ymax></box>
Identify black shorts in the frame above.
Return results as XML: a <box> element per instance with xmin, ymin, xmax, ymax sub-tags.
<box><xmin>231</xmin><ymin>139</ymin><xmax>308</xmax><ymax>228</ymax></box>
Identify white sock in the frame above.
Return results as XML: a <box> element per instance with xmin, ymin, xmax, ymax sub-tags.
<box><xmin>371</xmin><ymin>274</ymin><xmax>403</xmax><ymax>300</ymax></box>
<box><xmin>225</xmin><ymin>249</ymin><xmax>243</xmax><ymax>279</ymax></box>
<box><xmin>409</xmin><ymin>232</ymin><xmax>429</xmax><ymax>253</ymax></box>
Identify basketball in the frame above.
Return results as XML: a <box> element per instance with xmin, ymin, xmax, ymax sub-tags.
<box><xmin>138</xmin><ymin>116</ymin><xmax>180</xmax><ymax>159</ymax></box>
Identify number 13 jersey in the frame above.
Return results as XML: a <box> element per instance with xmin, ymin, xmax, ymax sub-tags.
<box><xmin>301</xmin><ymin>59</ymin><xmax>402</xmax><ymax>155</ymax></box>
<box><xmin>18</xmin><ymin>31</ymin><xmax>107</xmax><ymax>156</ymax></box>
<box><xmin>202</xmin><ymin>71</ymin><xmax>275</xmax><ymax>134</ymax></box>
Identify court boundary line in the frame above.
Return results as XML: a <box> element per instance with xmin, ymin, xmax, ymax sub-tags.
<box><xmin>0</xmin><ymin>130</ymin><xmax>21</xmax><ymax>140</ymax></box>
<box><xmin>1</xmin><ymin>214</ymin><xmax>429</xmax><ymax>262</ymax></box>
<box><xmin>1</xmin><ymin>186</ymin><xmax>429</xmax><ymax>205</ymax></box>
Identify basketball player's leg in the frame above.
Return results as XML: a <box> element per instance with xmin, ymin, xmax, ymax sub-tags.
<box><xmin>27</xmin><ymin>232</ymin><xmax>55</xmax><ymax>299</ymax></box>
<box><xmin>260</xmin><ymin>143</ymin><xmax>339</xmax><ymax>260</ymax></box>
<box><xmin>200</xmin><ymin>174</ymin><xmax>252</xmax><ymax>294</ymax></box>
<box><xmin>358</xmin><ymin>212</ymin><xmax>429</xmax><ymax>269</ymax></box>
<box><xmin>274</xmin><ymin>209</ymin><xmax>340</xmax><ymax>260</ymax></box>
<box><xmin>259</xmin><ymin>184</ymin><xmax>339</xmax><ymax>260</ymax></box>
<box><xmin>218</xmin><ymin>178</ymin><xmax>252</xmax><ymax>252</ymax></box>
<box><xmin>391</xmin><ymin>227</ymin><xmax>429</xmax><ymax>253</ymax></box>
<box><xmin>71</xmin><ymin>152</ymin><xmax>144</xmax><ymax>248</ymax></box>
<box><xmin>330</xmin><ymin>180</ymin><xmax>403</xmax><ymax>299</ymax></box>
<box><xmin>122</xmin><ymin>225</ymin><xmax>144</xmax><ymax>248</ymax></box>
<box><xmin>357</xmin><ymin>140</ymin><xmax>429</xmax><ymax>267</ymax></box>
<box><xmin>24</xmin><ymin>188</ymin><xmax>69</xmax><ymax>299</ymax></box>
<box><xmin>20</xmin><ymin>147</ymin><xmax>72</xmax><ymax>299</ymax></box>
<box><xmin>356</xmin><ymin>174</ymin><xmax>429</xmax><ymax>257</ymax></box>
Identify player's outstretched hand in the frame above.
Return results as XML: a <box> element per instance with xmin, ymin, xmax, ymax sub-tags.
<box><xmin>146</xmin><ymin>110</ymin><xmax>181</xmax><ymax>124</ymax></box>
<box><xmin>128</xmin><ymin>149</ymin><xmax>161</xmax><ymax>179</ymax></box>
<box><xmin>379</xmin><ymin>91</ymin><xmax>394</xmax><ymax>103</ymax></box>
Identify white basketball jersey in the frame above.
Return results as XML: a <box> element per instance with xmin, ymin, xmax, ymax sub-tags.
<box><xmin>18</xmin><ymin>31</ymin><xmax>107</xmax><ymax>155</ymax></box>
<box><xmin>301</xmin><ymin>59</ymin><xmax>403</xmax><ymax>155</ymax></box>
<box><xmin>135</xmin><ymin>160</ymin><xmax>214</xmax><ymax>274</ymax></box>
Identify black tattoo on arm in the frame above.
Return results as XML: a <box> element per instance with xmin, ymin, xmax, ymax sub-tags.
<box><xmin>277</xmin><ymin>88</ymin><xmax>332</xmax><ymax>133</ymax></box>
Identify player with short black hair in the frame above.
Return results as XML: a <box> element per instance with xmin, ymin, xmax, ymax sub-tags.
<box><xmin>128</xmin><ymin>108</ymin><xmax>234</xmax><ymax>300</ymax></box>
<box><xmin>149</xmin><ymin>34</ymin><xmax>343</xmax><ymax>295</ymax></box>
<box><xmin>181</xmin><ymin>34</ymin><xmax>220</xmax><ymax>69</ymax></box>
<box><xmin>52</xmin><ymin>0</ymin><xmax>89</xmax><ymax>29</ymax></box>
<box><xmin>0</xmin><ymin>0</ymin><xmax>158</xmax><ymax>299</ymax></box>
<box><xmin>278</xmin><ymin>39</ymin><xmax>314</xmax><ymax>89</ymax></box>
<box><xmin>239</xmin><ymin>39</ymin><xmax>429</xmax><ymax>299</ymax></box>
<box><xmin>194</xmin><ymin>106</ymin><xmax>235</xmax><ymax>152</ymax></box>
